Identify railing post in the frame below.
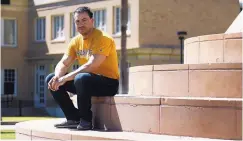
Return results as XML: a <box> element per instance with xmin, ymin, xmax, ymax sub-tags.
<box><xmin>19</xmin><ymin>100</ymin><xmax>22</xmax><ymax>116</ymax></box>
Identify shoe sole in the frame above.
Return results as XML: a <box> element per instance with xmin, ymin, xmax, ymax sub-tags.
<box><xmin>55</xmin><ymin>124</ymin><xmax>78</xmax><ymax>128</ymax></box>
<box><xmin>77</xmin><ymin>126</ymin><xmax>93</xmax><ymax>130</ymax></box>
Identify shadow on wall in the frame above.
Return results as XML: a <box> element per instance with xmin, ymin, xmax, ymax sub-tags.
<box><xmin>91</xmin><ymin>97</ymin><xmax>122</xmax><ymax>131</ymax></box>
<box><xmin>108</xmin><ymin>97</ymin><xmax>122</xmax><ymax>131</ymax></box>
<box><xmin>41</xmin><ymin>95</ymin><xmax>123</xmax><ymax>131</ymax></box>
<box><xmin>26</xmin><ymin>0</ymin><xmax>50</xmax><ymax>58</ymax></box>
<box><xmin>42</xmin><ymin>95</ymin><xmax>123</xmax><ymax>131</ymax></box>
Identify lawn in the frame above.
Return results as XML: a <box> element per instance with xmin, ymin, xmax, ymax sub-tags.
<box><xmin>1</xmin><ymin>116</ymin><xmax>57</xmax><ymax>140</ymax></box>
<box><xmin>2</xmin><ymin>116</ymin><xmax>56</xmax><ymax>122</ymax></box>
<box><xmin>0</xmin><ymin>130</ymin><xmax>15</xmax><ymax>140</ymax></box>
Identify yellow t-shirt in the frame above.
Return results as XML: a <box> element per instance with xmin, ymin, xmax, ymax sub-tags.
<box><xmin>65</xmin><ymin>28</ymin><xmax>120</xmax><ymax>80</ymax></box>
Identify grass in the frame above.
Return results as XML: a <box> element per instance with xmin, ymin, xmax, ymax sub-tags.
<box><xmin>2</xmin><ymin>116</ymin><xmax>57</xmax><ymax>122</ymax></box>
<box><xmin>0</xmin><ymin>130</ymin><xmax>15</xmax><ymax>140</ymax></box>
<box><xmin>1</xmin><ymin>116</ymin><xmax>58</xmax><ymax>140</ymax></box>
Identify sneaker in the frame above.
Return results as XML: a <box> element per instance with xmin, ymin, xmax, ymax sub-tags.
<box><xmin>77</xmin><ymin>118</ymin><xmax>93</xmax><ymax>130</ymax></box>
<box><xmin>54</xmin><ymin>120</ymin><xmax>79</xmax><ymax>128</ymax></box>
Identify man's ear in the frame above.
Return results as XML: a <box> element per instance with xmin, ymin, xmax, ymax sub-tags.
<box><xmin>91</xmin><ymin>18</ymin><xmax>94</xmax><ymax>24</ymax></box>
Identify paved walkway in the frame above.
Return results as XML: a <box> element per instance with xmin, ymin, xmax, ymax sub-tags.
<box><xmin>0</xmin><ymin>125</ymin><xmax>15</xmax><ymax>130</ymax></box>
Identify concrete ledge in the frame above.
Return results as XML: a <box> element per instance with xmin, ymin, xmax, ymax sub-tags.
<box><xmin>69</xmin><ymin>95</ymin><xmax>242</xmax><ymax>140</ymax></box>
<box><xmin>184</xmin><ymin>32</ymin><xmax>242</xmax><ymax>64</ymax></box>
<box><xmin>199</xmin><ymin>33</ymin><xmax>224</xmax><ymax>41</ymax></box>
<box><xmin>129</xmin><ymin>63</ymin><xmax>242</xmax><ymax>98</ymax></box>
<box><xmin>224</xmin><ymin>32</ymin><xmax>242</xmax><ymax>39</ymax></box>
<box><xmin>15</xmin><ymin>119</ymin><xmax>239</xmax><ymax>141</ymax></box>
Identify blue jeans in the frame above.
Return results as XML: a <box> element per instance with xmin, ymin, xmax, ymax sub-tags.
<box><xmin>45</xmin><ymin>73</ymin><xmax>119</xmax><ymax>122</ymax></box>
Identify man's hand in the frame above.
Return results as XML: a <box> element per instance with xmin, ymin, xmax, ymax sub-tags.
<box><xmin>48</xmin><ymin>76</ymin><xmax>59</xmax><ymax>91</ymax></box>
<box><xmin>63</xmin><ymin>54</ymin><xmax>106</xmax><ymax>82</ymax></box>
<box><xmin>52</xmin><ymin>76</ymin><xmax>67</xmax><ymax>91</ymax></box>
<box><xmin>48</xmin><ymin>54</ymin><xmax>75</xmax><ymax>91</ymax></box>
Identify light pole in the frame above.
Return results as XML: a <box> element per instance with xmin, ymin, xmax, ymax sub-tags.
<box><xmin>119</xmin><ymin>0</ymin><xmax>128</xmax><ymax>94</ymax></box>
<box><xmin>177</xmin><ymin>31</ymin><xmax>187</xmax><ymax>64</ymax></box>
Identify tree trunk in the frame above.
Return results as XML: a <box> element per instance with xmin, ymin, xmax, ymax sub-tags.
<box><xmin>119</xmin><ymin>0</ymin><xmax>128</xmax><ymax>94</ymax></box>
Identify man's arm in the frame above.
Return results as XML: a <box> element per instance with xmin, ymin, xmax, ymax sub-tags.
<box><xmin>49</xmin><ymin>54</ymin><xmax>75</xmax><ymax>91</ymax></box>
<box><xmin>62</xmin><ymin>54</ymin><xmax>106</xmax><ymax>81</ymax></box>
<box><xmin>55</xmin><ymin>54</ymin><xmax>76</xmax><ymax>77</ymax></box>
<box><xmin>52</xmin><ymin>54</ymin><xmax>105</xmax><ymax>91</ymax></box>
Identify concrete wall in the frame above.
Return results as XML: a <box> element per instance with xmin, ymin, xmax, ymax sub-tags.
<box><xmin>139</xmin><ymin>0</ymin><xmax>240</xmax><ymax>47</ymax></box>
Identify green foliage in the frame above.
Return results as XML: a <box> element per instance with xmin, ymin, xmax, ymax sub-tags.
<box><xmin>1</xmin><ymin>130</ymin><xmax>15</xmax><ymax>140</ymax></box>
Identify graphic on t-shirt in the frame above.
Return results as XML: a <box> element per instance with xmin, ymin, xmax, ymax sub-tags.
<box><xmin>76</xmin><ymin>49</ymin><xmax>93</xmax><ymax>59</ymax></box>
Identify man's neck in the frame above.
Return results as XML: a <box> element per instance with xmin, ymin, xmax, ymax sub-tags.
<box><xmin>83</xmin><ymin>28</ymin><xmax>94</xmax><ymax>40</ymax></box>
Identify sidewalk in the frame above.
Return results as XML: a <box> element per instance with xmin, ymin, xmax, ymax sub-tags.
<box><xmin>0</xmin><ymin>125</ymin><xmax>15</xmax><ymax>130</ymax></box>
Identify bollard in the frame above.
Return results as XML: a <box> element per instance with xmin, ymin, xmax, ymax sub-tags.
<box><xmin>6</xmin><ymin>95</ymin><xmax>9</xmax><ymax>108</ymax></box>
<box><xmin>19</xmin><ymin>100</ymin><xmax>22</xmax><ymax>116</ymax></box>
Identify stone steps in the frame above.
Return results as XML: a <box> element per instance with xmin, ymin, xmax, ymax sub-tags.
<box><xmin>15</xmin><ymin>32</ymin><xmax>242</xmax><ymax>140</ymax></box>
<box><xmin>68</xmin><ymin>95</ymin><xmax>242</xmax><ymax>140</ymax></box>
<box><xmin>15</xmin><ymin>119</ymin><xmax>240</xmax><ymax>141</ymax></box>
<box><xmin>129</xmin><ymin>63</ymin><xmax>242</xmax><ymax>98</ymax></box>
<box><xmin>184</xmin><ymin>32</ymin><xmax>242</xmax><ymax>64</ymax></box>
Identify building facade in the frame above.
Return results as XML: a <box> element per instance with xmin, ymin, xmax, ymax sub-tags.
<box><xmin>1</xmin><ymin>0</ymin><xmax>241</xmax><ymax>115</ymax></box>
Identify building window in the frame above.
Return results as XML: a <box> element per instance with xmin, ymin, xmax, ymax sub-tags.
<box><xmin>53</xmin><ymin>64</ymin><xmax>57</xmax><ymax>70</ymax></box>
<box><xmin>52</xmin><ymin>15</ymin><xmax>64</xmax><ymax>41</ymax></box>
<box><xmin>113</xmin><ymin>6</ymin><xmax>131</xmax><ymax>35</ymax></box>
<box><xmin>70</xmin><ymin>13</ymin><xmax>78</xmax><ymax>37</ymax></box>
<box><xmin>93</xmin><ymin>9</ymin><xmax>106</xmax><ymax>31</ymax></box>
<box><xmin>1</xmin><ymin>18</ymin><xmax>17</xmax><ymax>47</ymax></box>
<box><xmin>2</xmin><ymin>69</ymin><xmax>17</xmax><ymax>95</ymax></box>
<box><xmin>35</xmin><ymin>17</ymin><xmax>46</xmax><ymax>41</ymax></box>
<box><xmin>1</xmin><ymin>0</ymin><xmax>10</xmax><ymax>5</ymax></box>
<box><xmin>49</xmin><ymin>64</ymin><xmax>57</xmax><ymax>72</ymax></box>
<box><xmin>72</xmin><ymin>64</ymin><xmax>80</xmax><ymax>70</ymax></box>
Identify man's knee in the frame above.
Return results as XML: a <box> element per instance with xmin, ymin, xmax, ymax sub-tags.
<box><xmin>74</xmin><ymin>73</ymin><xmax>92</xmax><ymax>86</ymax></box>
<box><xmin>45</xmin><ymin>73</ymin><xmax>55</xmax><ymax>84</ymax></box>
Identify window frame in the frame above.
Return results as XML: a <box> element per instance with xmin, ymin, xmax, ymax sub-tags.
<box><xmin>113</xmin><ymin>6</ymin><xmax>131</xmax><ymax>36</ymax></box>
<box><xmin>72</xmin><ymin>64</ymin><xmax>80</xmax><ymax>71</ymax></box>
<box><xmin>1</xmin><ymin>69</ymin><xmax>17</xmax><ymax>96</ymax></box>
<box><xmin>35</xmin><ymin>17</ymin><xmax>46</xmax><ymax>42</ymax></box>
<box><xmin>51</xmin><ymin>15</ymin><xmax>65</xmax><ymax>41</ymax></box>
<box><xmin>70</xmin><ymin>13</ymin><xmax>78</xmax><ymax>38</ymax></box>
<box><xmin>1</xmin><ymin>0</ymin><xmax>10</xmax><ymax>5</ymax></box>
<box><xmin>1</xmin><ymin>18</ymin><xmax>17</xmax><ymax>47</ymax></box>
<box><xmin>93</xmin><ymin>8</ymin><xmax>107</xmax><ymax>31</ymax></box>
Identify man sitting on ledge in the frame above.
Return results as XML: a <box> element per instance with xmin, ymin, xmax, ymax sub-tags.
<box><xmin>45</xmin><ymin>6</ymin><xmax>119</xmax><ymax>130</ymax></box>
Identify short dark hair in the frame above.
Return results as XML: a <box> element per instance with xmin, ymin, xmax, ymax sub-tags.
<box><xmin>73</xmin><ymin>6</ymin><xmax>93</xmax><ymax>18</ymax></box>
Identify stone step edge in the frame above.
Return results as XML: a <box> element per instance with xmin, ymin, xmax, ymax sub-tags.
<box><xmin>15</xmin><ymin>119</ymin><xmax>238</xmax><ymax>141</ymax></box>
<box><xmin>70</xmin><ymin>95</ymin><xmax>242</xmax><ymax>108</ymax></box>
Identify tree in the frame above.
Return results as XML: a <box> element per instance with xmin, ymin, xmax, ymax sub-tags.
<box><xmin>119</xmin><ymin>0</ymin><xmax>128</xmax><ymax>94</ymax></box>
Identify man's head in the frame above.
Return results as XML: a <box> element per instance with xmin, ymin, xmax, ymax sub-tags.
<box><xmin>73</xmin><ymin>6</ymin><xmax>94</xmax><ymax>36</ymax></box>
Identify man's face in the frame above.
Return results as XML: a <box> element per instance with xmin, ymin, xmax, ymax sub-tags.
<box><xmin>74</xmin><ymin>12</ymin><xmax>94</xmax><ymax>35</ymax></box>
